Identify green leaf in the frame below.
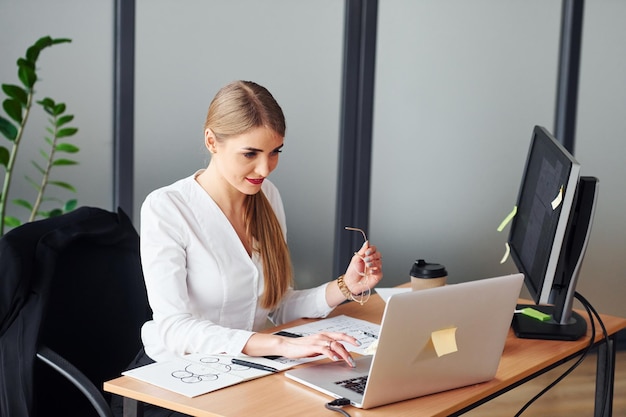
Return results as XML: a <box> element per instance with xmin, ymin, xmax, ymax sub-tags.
<box><xmin>17</xmin><ymin>65</ymin><xmax>36</xmax><ymax>88</ymax></box>
<box><xmin>51</xmin><ymin>38</ymin><xmax>72</xmax><ymax>45</ymax></box>
<box><xmin>43</xmin><ymin>197</ymin><xmax>63</xmax><ymax>205</ymax></box>
<box><xmin>55</xmin><ymin>143</ymin><xmax>79</xmax><ymax>153</ymax></box>
<box><xmin>24</xmin><ymin>176</ymin><xmax>41</xmax><ymax>191</ymax></box>
<box><xmin>26</xmin><ymin>36</ymin><xmax>52</xmax><ymax>62</ymax></box>
<box><xmin>25</xmin><ymin>45</ymin><xmax>40</xmax><ymax>63</ymax></box>
<box><xmin>39</xmin><ymin>149</ymin><xmax>49</xmax><ymax>159</ymax></box>
<box><xmin>46</xmin><ymin>127</ymin><xmax>54</xmax><ymax>135</ymax></box>
<box><xmin>0</xmin><ymin>116</ymin><xmax>17</xmax><ymax>140</ymax></box>
<box><xmin>17</xmin><ymin>57</ymin><xmax>35</xmax><ymax>71</ymax></box>
<box><xmin>2</xmin><ymin>84</ymin><xmax>28</xmax><ymax>106</ymax></box>
<box><xmin>56</xmin><ymin>114</ymin><xmax>74</xmax><ymax>127</ymax></box>
<box><xmin>53</xmin><ymin>102</ymin><xmax>66</xmax><ymax>116</ymax></box>
<box><xmin>3</xmin><ymin>99</ymin><xmax>23</xmax><ymax>123</ymax></box>
<box><xmin>35</xmin><ymin>36</ymin><xmax>54</xmax><ymax>50</ymax></box>
<box><xmin>57</xmin><ymin>127</ymin><xmax>78</xmax><ymax>138</ymax></box>
<box><xmin>31</xmin><ymin>161</ymin><xmax>45</xmax><ymax>174</ymax></box>
<box><xmin>48</xmin><ymin>208</ymin><xmax>64</xmax><ymax>218</ymax></box>
<box><xmin>45</xmin><ymin>137</ymin><xmax>53</xmax><ymax>146</ymax></box>
<box><xmin>52</xmin><ymin>158</ymin><xmax>78</xmax><ymax>166</ymax></box>
<box><xmin>3</xmin><ymin>216</ymin><xmax>21</xmax><ymax>227</ymax></box>
<box><xmin>0</xmin><ymin>146</ymin><xmax>9</xmax><ymax>168</ymax></box>
<box><xmin>38</xmin><ymin>97</ymin><xmax>55</xmax><ymax>109</ymax></box>
<box><xmin>49</xmin><ymin>181</ymin><xmax>77</xmax><ymax>192</ymax></box>
<box><xmin>24</xmin><ymin>37</ymin><xmax>71</xmax><ymax>65</ymax></box>
<box><xmin>64</xmin><ymin>199</ymin><xmax>78</xmax><ymax>212</ymax></box>
<box><xmin>12</xmin><ymin>199</ymin><xmax>33</xmax><ymax>211</ymax></box>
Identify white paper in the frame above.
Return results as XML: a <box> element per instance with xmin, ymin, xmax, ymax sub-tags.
<box><xmin>123</xmin><ymin>353</ymin><xmax>292</xmax><ymax>398</ymax></box>
<box><xmin>375</xmin><ymin>287</ymin><xmax>411</xmax><ymax>303</ymax></box>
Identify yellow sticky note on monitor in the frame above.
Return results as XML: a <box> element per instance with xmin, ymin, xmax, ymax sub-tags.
<box><xmin>431</xmin><ymin>327</ymin><xmax>458</xmax><ymax>357</ymax></box>
<box><xmin>500</xmin><ymin>242</ymin><xmax>511</xmax><ymax>264</ymax></box>
<box><xmin>551</xmin><ymin>186</ymin><xmax>563</xmax><ymax>210</ymax></box>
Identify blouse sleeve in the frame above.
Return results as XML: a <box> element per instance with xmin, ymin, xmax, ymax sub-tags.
<box><xmin>269</xmin><ymin>284</ymin><xmax>334</xmax><ymax>325</ymax></box>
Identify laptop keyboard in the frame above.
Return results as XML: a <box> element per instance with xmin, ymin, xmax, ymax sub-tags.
<box><xmin>335</xmin><ymin>376</ymin><xmax>368</xmax><ymax>395</ymax></box>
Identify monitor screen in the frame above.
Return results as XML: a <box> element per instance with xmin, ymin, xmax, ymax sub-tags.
<box><xmin>507</xmin><ymin>126</ymin><xmax>597</xmax><ymax>341</ymax></box>
<box><xmin>508</xmin><ymin>126</ymin><xmax>580</xmax><ymax>305</ymax></box>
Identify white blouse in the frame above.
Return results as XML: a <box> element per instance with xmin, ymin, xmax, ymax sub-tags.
<box><xmin>140</xmin><ymin>172</ymin><xmax>333</xmax><ymax>362</ymax></box>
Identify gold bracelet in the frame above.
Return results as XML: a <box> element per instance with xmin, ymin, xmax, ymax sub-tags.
<box><xmin>336</xmin><ymin>275</ymin><xmax>353</xmax><ymax>300</ymax></box>
<box><xmin>337</xmin><ymin>275</ymin><xmax>371</xmax><ymax>305</ymax></box>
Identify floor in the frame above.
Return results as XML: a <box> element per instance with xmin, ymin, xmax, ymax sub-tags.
<box><xmin>464</xmin><ymin>350</ymin><xmax>625</xmax><ymax>416</ymax></box>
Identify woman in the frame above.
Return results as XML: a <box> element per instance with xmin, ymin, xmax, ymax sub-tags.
<box><xmin>138</xmin><ymin>80</ymin><xmax>383</xmax><ymax>372</ymax></box>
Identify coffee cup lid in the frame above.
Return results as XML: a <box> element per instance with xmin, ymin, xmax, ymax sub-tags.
<box><xmin>410</xmin><ymin>259</ymin><xmax>447</xmax><ymax>278</ymax></box>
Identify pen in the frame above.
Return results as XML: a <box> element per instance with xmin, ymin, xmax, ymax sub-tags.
<box><xmin>360</xmin><ymin>330</ymin><xmax>378</xmax><ymax>339</ymax></box>
<box><xmin>231</xmin><ymin>358</ymin><xmax>279</xmax><ymax>373</ymax></box>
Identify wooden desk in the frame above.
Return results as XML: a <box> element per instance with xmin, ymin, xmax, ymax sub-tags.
<box><xmin>104</xmin><ymin>292</ymin><xmax>626</xmax><ymax>417</ymax></box>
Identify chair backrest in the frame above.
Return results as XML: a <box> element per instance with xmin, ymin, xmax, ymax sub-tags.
<box><xmin>0</xmin><ymin>207</ymin><xmax>151</xmax><ymax>417</ymax></box>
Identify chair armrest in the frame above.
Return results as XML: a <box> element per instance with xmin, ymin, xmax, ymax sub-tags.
<box><xmin>36</xmin><ymin>345</ymin><xmax>114</xmax><ymax>417</ymax></box>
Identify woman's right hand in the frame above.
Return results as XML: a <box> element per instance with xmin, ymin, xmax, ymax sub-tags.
<box><xmin>243</xmin><ymin>332</ymin><xmax>361</xmax><ymax>367</ymax></box>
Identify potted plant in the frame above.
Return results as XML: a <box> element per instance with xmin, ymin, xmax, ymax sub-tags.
<box><xmin>0</xmin><ymin>36</ymin><xmax>80</xmax><ymax>236</ymax></box>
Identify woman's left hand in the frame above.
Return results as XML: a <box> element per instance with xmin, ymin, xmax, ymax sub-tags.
<box><xmin>343</xmin><ymin>241</ymin><xmax>383</xmax><ymax>296</ymax></box>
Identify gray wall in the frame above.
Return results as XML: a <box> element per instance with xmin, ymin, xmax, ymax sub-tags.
<box><xmin>2</xmin><ymin>1</ymin><xmax>625</xmax><ymax>318</ymax></box>
<box><xmin>575</xmin><ymin>1</ymin><xmax>626</xmax><ymax>318</ymax></box>
<box><xmin>371</xmin><ymin>0</ymin><xmax>561</xmax><ymax>287</ymax></box>
<box><xmin>0</xmin><ymin>0</ymin><xmax>114</xmax><ymax>219</ymax></box>
<box><xmin>133</xmin><ymin>0</ymin><xmax>344</xmax><ymax>290</ymax></box>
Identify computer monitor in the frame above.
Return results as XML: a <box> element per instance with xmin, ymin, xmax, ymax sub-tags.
<box><xmin>507</xmin><ymin>125</ymin><xmax>598</xmax><ymax>341</ymax></box>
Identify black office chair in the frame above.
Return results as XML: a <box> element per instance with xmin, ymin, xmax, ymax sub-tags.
<box><xmin>0</xmin><ymin>207</ymin><xmax>151</xmax><ymax>417</ymax></box>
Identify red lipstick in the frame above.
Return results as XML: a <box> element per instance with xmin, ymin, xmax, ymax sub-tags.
<box><xmin>246</xmin><ymin>177</ymin><xmax>264</xmax><ymax>185</ymax></box>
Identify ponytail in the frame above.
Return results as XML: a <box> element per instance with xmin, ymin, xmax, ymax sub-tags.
<box><xmin>244</xmin><ymin>191</ymin><xmax>293</xmax><ymax>309</ymax></box>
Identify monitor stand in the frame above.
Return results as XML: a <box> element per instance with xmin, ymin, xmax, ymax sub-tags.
<box><xmin>512</xmin><ymin>303</ymin><xmax>587</xmax><ymax>341</ymax></box>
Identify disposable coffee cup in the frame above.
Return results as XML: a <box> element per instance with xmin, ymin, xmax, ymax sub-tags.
<box><xmin>410</xmin><ymin>259</ymin><xmax>447</xmax><ymax>291</ymax></box>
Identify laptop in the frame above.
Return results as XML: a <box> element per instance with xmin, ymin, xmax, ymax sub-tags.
<box><xmin>285</xmin><ymin>273</ymin><xmax>524</xmax><ymax>409</ymax></box>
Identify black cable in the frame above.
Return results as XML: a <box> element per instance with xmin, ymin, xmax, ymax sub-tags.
<box><xmin>514</xmin><ymin>298</ymin><xmax>594</xmax><ymax>416</ymax></box>
<box><xmin>325</xmin><ymin>398</ymin><xmax>352</xmax><ymax>416</ymax></box>
<box><xmin>575</xmin><ymin>292</ymin><xmax>610</xmax><ymax>417</ymax></box>
<box><xmin>514</xmin><ymin>292</ymin><xmax>610</xmax><ymax>416</ymax></box>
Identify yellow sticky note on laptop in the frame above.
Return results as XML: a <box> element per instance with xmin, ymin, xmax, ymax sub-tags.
<box><xmin>431</xmin><ymin>327</ymin><xmax>458</xmax><ymax>357</ymax></box>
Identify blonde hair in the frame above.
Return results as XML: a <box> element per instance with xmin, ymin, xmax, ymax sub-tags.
<box><xmin>204</xmin><ymin>81</ymin><xmax>292</xmax><ymax>310</ymax></box>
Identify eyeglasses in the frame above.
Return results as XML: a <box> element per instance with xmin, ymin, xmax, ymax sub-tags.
<box><xmin>344</xmin><ymin>226</ymin><xmax>371</xmax><ymax>305</ymax></box>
